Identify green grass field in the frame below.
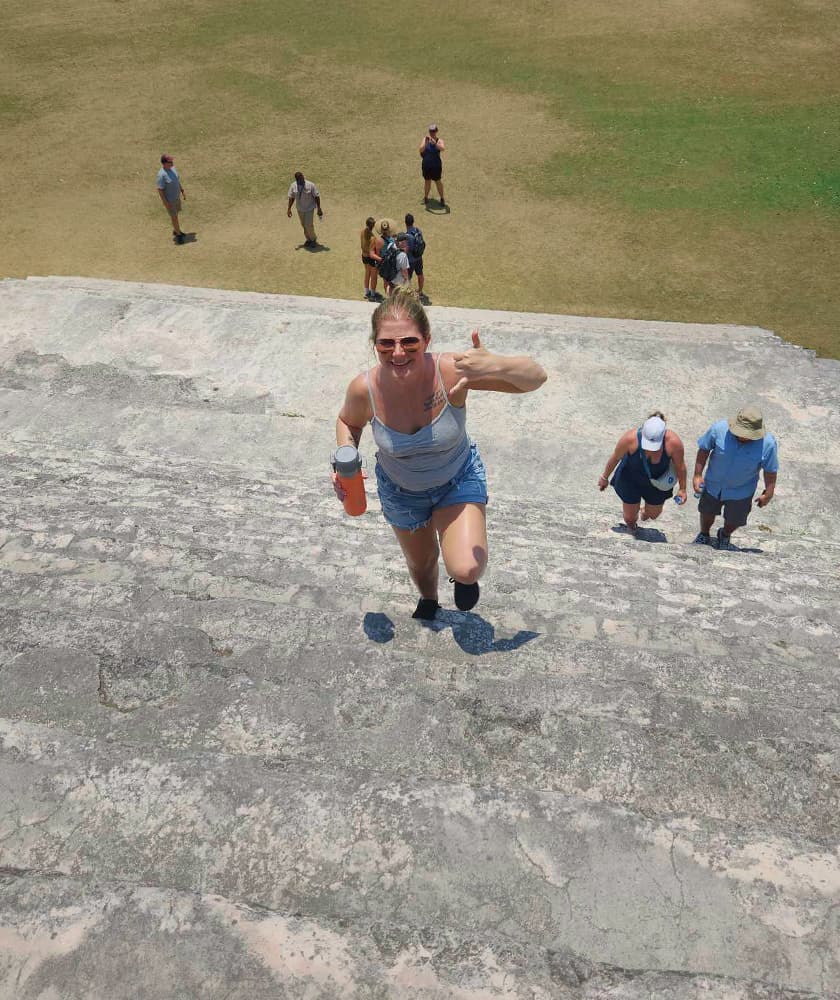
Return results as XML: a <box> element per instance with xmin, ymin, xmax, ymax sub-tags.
<box><xmin>3</xmin><ymin>0</ymin><xmax>839</xmax><ymax>355</ymax></box>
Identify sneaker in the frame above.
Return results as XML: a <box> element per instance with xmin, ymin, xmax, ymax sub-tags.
<box><xmin>364</xmin><ymin>290</ymin><xmax>373</xmax><ymax>300</ymax></box>
<box><xmin>716</xmin><ymin>528</ymin><xmax>734</xmax><ymax>551</ymax></box>
<box><xmin>450</xmin><ymin>578</ymin><xmax>480</xmax><ymax>612</ymax></box>
<box><xmin>175</xmin><ymin>233</ymin><xmax>185</xmax><ymax>244</ymax></box>
<box><xmin>412</xmin><ymin>598</ymin><xmax>440</xmax><ymax>621</ymax></box>
<box><xmin>692</xmin><ymin>531</ymin><xmax>711</xmax><ymax>545</ymax></box>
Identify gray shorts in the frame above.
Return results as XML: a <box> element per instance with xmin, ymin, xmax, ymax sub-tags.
<box><xmin>698</xmin><ymin>491</ymin><xmax>752</xmax><ymax>527</ymax></box>
<box><xmin>165</xmin><ymin>198</ymin><xmax>182</xmax><ymax>216</ymax></box>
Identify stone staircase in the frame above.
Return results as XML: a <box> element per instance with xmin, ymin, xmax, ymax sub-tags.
<box><xmin>1</xmin><ymin>276</ymin><xmax>838</xmax><ymax>998</ymax></box>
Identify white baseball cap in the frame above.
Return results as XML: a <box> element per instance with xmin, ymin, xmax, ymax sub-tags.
<box><xmin>640</xmin><ymin>416</ymin><xmax>666</xmax><ymax>449</ymax></box>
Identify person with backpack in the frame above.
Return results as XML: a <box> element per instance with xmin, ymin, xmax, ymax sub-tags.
<box><xmin>370</xmin><ymin>220</ymin><xmax>394</xmax><ymax>292</ymax></box>
<box><xmin>598</xmin><ymin>412</ymin><xmax>688</xmax><ymax>535</ymax></box>
<box><xmin>390</xmin><ymin>234</ymin><xmax>411</xmax><ymax>290</ymax></box>
<box><xmin>404</xmin><ymin>213</ymin><xmax>426</xmax><ymax>298</ymax></box>
<box><xmin>370</xmin><ymin>220</ymin><xmax>405</xmax><ymax>295</ymax></box>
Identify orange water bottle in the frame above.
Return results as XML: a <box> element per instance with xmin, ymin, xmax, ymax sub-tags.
<box><xmin>333</xmin><ymin>445</ymin><xmax>367</xmax><ymax>516</ymax></box>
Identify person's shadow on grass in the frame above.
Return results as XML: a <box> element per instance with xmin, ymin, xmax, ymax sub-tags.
<box><xmin>424</xmin><ymin>199</ymin><xmax>450</xmax><ymax>215</ymax></box>
<box><xmin>296</xmin><ymin>242</ymin><xmax>331</xmax><ymax>253</ymax></box>
<box><xmin>175</xmin><ymin>232</ymin><xmax>197</xmax><ymax>245</ymax></box>
<box><xmin>363</xmin><ymin>611</ymin><xmax>539</xmax><ymax>656</ymax></box>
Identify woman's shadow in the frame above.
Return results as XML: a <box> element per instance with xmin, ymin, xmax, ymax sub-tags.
<box><xmin>363</xmin><ymin>611</ymin><xmax>539</xmax><ymax>655</ymax></box>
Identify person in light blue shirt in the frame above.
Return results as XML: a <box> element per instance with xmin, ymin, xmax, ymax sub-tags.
<box><xmin>692</xmin><ymin>405</ymin><xmax>779</xmax><ymax>550</ymax></box>
<box><xmin>156</xmin><ymin>154</ymin><xmax>186</xmax><ymax>244</ymax></box>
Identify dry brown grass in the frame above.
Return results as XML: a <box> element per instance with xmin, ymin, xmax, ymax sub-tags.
<box><xmin>2</xmin><ymin>1</ymin><xmax>838</xmax><ymax>356</ymax></box>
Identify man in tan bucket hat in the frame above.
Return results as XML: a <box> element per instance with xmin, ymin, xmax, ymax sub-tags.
<box><xmin>692</xmin><ymin>405</ymin><xmax>779</xmax><ymax>550</ymax></box>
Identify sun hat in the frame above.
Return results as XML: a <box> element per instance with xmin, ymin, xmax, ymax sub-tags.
<box><xmin>728</xmin><ymin>405</ymin><xmax>765</xmax><ymax>440</ymax></box>
<box><xmin>428</xmin><ymin>124</ymin><xmax>438</xmax><ymax>132</ymax></box>
<box><xmin>640</xmin><ymin>416</ymin><xmax>666</xmax><ymax>450</ymax></box>
<box><xmin>377</xmin><ymin>219</ymin><xmax>394</xmax><ymax>235</ymax></box>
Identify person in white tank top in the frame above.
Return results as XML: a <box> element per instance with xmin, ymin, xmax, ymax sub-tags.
<box><xmin>333</xmin><ymin>289</ymin><xmax>548</xmax><ymax>621</ymax></box>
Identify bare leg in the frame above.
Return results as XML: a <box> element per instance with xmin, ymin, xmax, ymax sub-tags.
<box><xmin>423</xmin><ymin>178</ymin><xmax>431</xmax><ymax>201</ymax></box>
<box><xmin>168</xmin><ymin>208</ymin><xmax>183</xmax><ymax>236</ymax></box>
<box><xmin>699</xmin><ymin>512</ymin><xmax>716</xmax><ymax>535</ymax></box>
<box><xmin>416</xmin><ymin>272</ymin><xmax>425</xmax><ymax>293</ymax></box>
<box><xmin>622</xmin><ymin>502</ymin><xmax>641</xmax><ymax>532</ymax></box>
<box><xmin>434</xmin><ymin>179</ymin><xmax>445</xmax><ymax>203</ymax></box>
<box><xmin>433</xmin><ymin>503</ymin><xmax>487</xmax><ymax>584</ymax></box>
<box><xmin>640</xmin><ymin>503</ymin><xmax>664</xmax><ymax>521</ymax></box>
<box><xmin>391</xmin><ymin>523</ymin><xmax>440</xmax><ymax>600</ymax></box>
<box><xmin>368</xmin><ymin>265</ymin><xmax>379</xmax><ymax>295</ymax></box>
<box><xmin>720</xmin><ymin>521</ymin><xmax>739</xmax><ymax>538</ymax></box>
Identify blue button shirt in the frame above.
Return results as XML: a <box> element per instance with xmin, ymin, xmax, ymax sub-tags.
<box><xmin>697</xmin><ymin>419</ymin><xmax>779</xmax><ymax>500</ymax></box>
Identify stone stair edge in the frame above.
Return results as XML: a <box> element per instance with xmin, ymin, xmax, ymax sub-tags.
<box><xmin>5</xmin><ymin>273</ymin><xmax>789</xmax><ymax>343</ymax></box>
<box><xmin>3</xmin><ymin>580</ymin><xmax>838</xmax><ymax>679</ymax></box>
<box><xmin>2</xmin><ymin>713</ymin><xmax>836</xmax><ymax>855</ymax></box>
<box><xmin>2</xmin><ymin>705</ymin><xmax>837</xmax><ymax>849</ymax></box>
<box><xmin>7</xmin><ymin>876</ymin><xmax>816</xmax><ymax>1000</ymax></box>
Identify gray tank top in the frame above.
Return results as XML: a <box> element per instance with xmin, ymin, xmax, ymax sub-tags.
<box><xmin>368</xmin><ymin>354</ymin><xmax>470</xmax><ymax>491</ymax></box>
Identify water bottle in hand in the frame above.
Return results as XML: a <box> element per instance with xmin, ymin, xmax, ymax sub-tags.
<box><xmin>333</xmin><ymin>445</ymin><xmax>367</xmax><ymax>517</ymax></box>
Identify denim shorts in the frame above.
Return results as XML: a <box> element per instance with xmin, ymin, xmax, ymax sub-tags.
<box><xmin>375</xmin><ymin>443</ymin><xmax>488</xmax><ymax>532</ymax></box>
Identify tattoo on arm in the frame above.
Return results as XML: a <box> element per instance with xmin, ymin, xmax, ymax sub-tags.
<box><xmin>423</xmin><ymin>388</ymin><xmax>445</xmax><ymax>411</ymax></box>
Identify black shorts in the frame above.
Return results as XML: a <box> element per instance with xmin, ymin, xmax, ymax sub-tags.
<box><xmin>698</xmin><ymin>491</ymin><xmax>752</xmax><ymax>528</ymax></box>
<box><xmin>408</xmin><ymin>256</ymin><xmax>424</xmax><ymax>277</ymax></box>
<box><xmin>422</xmin><ymin>165</ymin><xmax>442</xmax><ymax>181</ymax></box>
<box><xmin>362</xmin><ymin>255</ymin><xmax>377</xmax><ymax>267</ymax></box>
<box><xmin>611</xmin><ymin>471</ymin><xmax>672</xmax><ymax>506</ymax></box>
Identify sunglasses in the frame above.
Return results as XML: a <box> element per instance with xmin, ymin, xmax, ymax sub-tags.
<box><xmin>375</xmin><ymin>336</ymin><xmax>423</xmax><ymax>351</ymax></box>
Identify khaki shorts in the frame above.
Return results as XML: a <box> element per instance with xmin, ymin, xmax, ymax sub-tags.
<box><xmin>165</xmin><ymin>199</ymin><xmax>182</xmax><ymax>216</ymax></box>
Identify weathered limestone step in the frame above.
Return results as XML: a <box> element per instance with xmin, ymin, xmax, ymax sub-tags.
<box><xmin>8</xmin><ymin>274</ymin><xmax>791</xmax><ymax>346</ymax></box>
<box><xmin>2</xmin><ymin>386</ymin><xmax>840</xmax><ymax>544</ymax></box>
<box><xmin>1</xmin><ymin>717</ymin><xmax>838</xmax><ymax>995</ymax></box>
<box><xmin>2</xmin><ymin>503</ymin><xmax>836</xmax><ymax>635</ymax></box>
<box><xmin>2</xmin><ymin>518</ymin><xmax>838</xmax><ymax>666</ymax></box>
<box><xmin>2</xmin><ymin>567</ymin><xmax>836</xmax><ymax>683</ymax></box>
<box><xmin>4</xmin><ymin>444</ymin><xmax>839</xmax><ymax>579</ymax></box>
<box><xmin>3</xmin><ymin>877</ymin><xmax>829</xmax><ymax>1000</ymax></box>
<box><xmin>2</xmin><ymin>614</ymin><xmax>838</xmax><ymax>842</ymax></box>
<box><xmin>3</xmin><ymin>275</ymin><xmax>840</xmax><ymax>524</ymax></box>
<box><xmin>2</xmin><ymin>451</ymin><xmax>837</xmax><ymax>614</ymax></box>
<box><xmin>3</xmin><ymin>598</ymin><xmax>837</xmax><ymax>717</ymax></box>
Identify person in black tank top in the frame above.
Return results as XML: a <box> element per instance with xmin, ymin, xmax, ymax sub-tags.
<box><xmin>598</xmin><ymin>413</ymin><xmax>688</xmax><ymax>535</ymax></box>
<box><xmin>419</xmin><ymin>124</ymin><xmax>446</xmax><ymax>207</ymax></box>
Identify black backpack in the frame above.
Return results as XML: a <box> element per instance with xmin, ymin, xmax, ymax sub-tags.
<box><xmin>408</xmin><ymin>226</ymin><xmax>425</xmax><ymax>257</ymax></box>
<box><xmin>377</xmin><ymin>240</ymin><xmax>399</xmax><ymax>282</ymax></box>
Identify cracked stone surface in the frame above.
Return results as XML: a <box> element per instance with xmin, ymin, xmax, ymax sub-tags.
<box><xmin>0</xmin><ymin>277</ymin><xmax>839</xmax><ymax>998</ymax></box>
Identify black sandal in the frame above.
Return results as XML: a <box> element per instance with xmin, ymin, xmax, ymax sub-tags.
<box><xmin>412</xmin><ymin>598</ymin><xmax>440</xmax><ymax>621</ymax></box>
<box><xmin>450</xmin><ymin>578</ymin><xmax>480</xmax><ymax>612</ymax></box>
